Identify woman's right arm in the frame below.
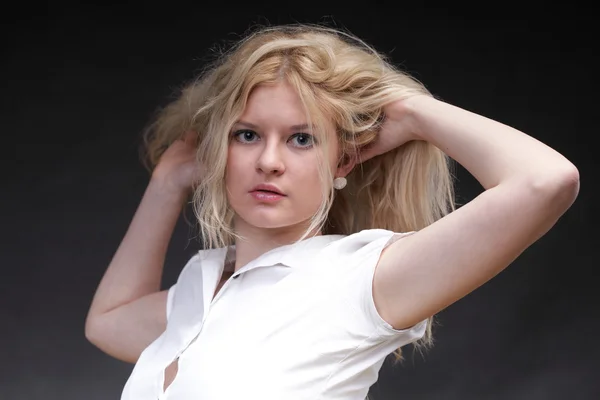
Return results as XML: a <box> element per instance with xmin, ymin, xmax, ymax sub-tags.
<box><xmin>85</xmin><ymin>131</ymin><xmax>200</xmax><ymax>364</ymax></box>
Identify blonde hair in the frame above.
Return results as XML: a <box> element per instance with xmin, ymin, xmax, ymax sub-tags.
<box><xmin>139</xmin><ymin>23</ymin><xmax>456</xmax><ymax>367</ymax></box>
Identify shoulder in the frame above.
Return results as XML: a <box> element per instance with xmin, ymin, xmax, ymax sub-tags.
<box><xmin>311</xmin><ymin>229</ymin><xmax>415</xmax><ymax>275</ymax></box>
<box><xmin>323</xmin><ymin>229</ymin><xmax>415</xmax><ymax>256</ymax></box>
<box><xmin>166</xmin><ymin>247</ymin><xmax>228</xmax><ymax>321</ymax></box>
<box><xmin>170</xmin><ymin>247</ymin><xmax>228</xmax><ymax>290</ymax></box>
<box><xmin>315</xmin><ymin>229</ymin><xmax>426</xmax><ymax>337</ymax></box>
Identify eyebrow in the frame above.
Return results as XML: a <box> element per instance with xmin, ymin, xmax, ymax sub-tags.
<box><xmin>234</xmin><ymin>120</ymin><xmax>311</xmax><ymax>131</ymax></box>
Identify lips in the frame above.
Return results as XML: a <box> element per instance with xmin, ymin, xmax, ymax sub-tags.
<box><xmin>250</xmin><ymin>183</ymin><xmax>286</xmax><ymax>196</ymax></box>
<box><xmin>255</xmin><ymin>190</ymin><xmax>280</xmax><ymax>194</ymax></box>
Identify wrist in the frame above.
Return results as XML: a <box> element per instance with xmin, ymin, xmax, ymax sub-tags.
<box><xmin>147</xmin><ymin>176</ymin><xmax>191</xmax><ymax>204</ymax></box>
<box><xmin>401</xmin><ymin>95</ymin><xmax>435</xmax><ymax>141</ymax></box>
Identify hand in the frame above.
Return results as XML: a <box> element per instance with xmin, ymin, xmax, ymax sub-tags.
<box><xmin>358</xmin><ymin>95</ymin><xmax>424</xmax><ymax>163</ymax></box>
<box><xmin>151</xmin><ymin>131</ymin><xmax>204</xmax><ymax>194</ymax></box>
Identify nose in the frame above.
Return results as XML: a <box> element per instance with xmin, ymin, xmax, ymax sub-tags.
<box><xmin>255</xmin><ymin>141</ymin><xmax>285</xmax><ymax>175</ymax></box>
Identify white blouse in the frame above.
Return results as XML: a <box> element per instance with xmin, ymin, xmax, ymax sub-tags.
<box><xmin>121</xmin><ymin>229</ymin><xmax>427</xmax><ymax>400</ymax></box>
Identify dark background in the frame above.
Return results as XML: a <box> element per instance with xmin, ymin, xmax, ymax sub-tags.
<box><xmin>2</xmin><ymin>6</ymin><xmax>597</xmax><ymax>400</ymax></box>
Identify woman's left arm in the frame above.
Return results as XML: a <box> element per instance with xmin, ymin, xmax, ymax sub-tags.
<box><xmin>372</xmin><ymin>96</ymin><xmax>580</xmax><ymax>331</ymax></box>
<box><xmin>402</xmin><ymin>95</ymin><xmax>579</xmax><ymax>190</ymax></box>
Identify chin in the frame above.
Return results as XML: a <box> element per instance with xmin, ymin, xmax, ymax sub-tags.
<box><xmin>234</xmin><ymin>205</ymin><xmax>312</xmax><ymax>230</ymax></box>
<box><xmin>242</xmin><ymin>212</ymin><xmax>293</xmax><ymax>229</ymax></box>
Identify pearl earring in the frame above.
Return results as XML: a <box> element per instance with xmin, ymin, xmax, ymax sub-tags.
<box><xmin>333</xmin><ymin>177</ymin><xmax>347</xmax><ymax>190</ymax></box>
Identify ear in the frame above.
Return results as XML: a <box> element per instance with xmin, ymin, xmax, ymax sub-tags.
<box><xmin>335</xmin><ymin>152</ymin><xmax>358</xmax><ymax>178</ymax></box>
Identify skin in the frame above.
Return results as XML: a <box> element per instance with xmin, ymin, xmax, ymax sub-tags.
<box><xmin>225</xmin><ymin>80</ymin><xmax>356</xmax><ymax>272</ymax></box>
<box><xmin>368</xmin><ymin>95</ymin><xmax>579</xmax><ymax>330</ymax></box>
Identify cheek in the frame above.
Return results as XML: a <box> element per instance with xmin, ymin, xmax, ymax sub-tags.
<box><xmin>226</xmin><ymin>150</ymin><xmax>245</xmax><ymax>179</ymax></box>
<box><xmin>302</xmin><ymin>166</ymin><xmax>326</xmax><ymax>199</ymax></box>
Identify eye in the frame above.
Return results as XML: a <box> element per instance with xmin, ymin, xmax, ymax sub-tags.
<box><xmin>232</xmin><ymin>130</ymin><xmax>317</xmax><ymax>149</ymax></box>
<box><xmin>232</xmin><ymin>129</ymin><xmax>258</xmax><ymax>143</ymax></box>
<box><xmin>290</xmin><ymin>133</ymin><xmax>316</xmax><ymax>148</ymax></box>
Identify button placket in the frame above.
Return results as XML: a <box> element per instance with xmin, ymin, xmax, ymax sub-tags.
<box><xmin>158</xmin><ymin>271</ymin><xmax>241</xmax><ymax>399</ymax></box>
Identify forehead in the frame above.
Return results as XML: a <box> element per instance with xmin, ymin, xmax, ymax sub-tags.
<box><xmin>241</xmin><ymin>83</ymin><xmax>305</xmax><ymax>119</ymax></box>
<box><xmin>240</xmin><ymin>82</ymin><xmax>336</xmax><ymax>136</ymax></box>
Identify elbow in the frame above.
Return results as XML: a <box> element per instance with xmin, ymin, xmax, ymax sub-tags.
<box><xmin>84</xmin><ymin>314</ymin><xmax>104</xmax><ymax>346</ymax></box>
<box><xmin>561</xmin><ymin>164</ymin><xmax>580</xmax><ymax>205</ymax></box>
<box><xmin>531</xmin><ymin>163</ymin><xmax>580</xmax><ymax>210</ymax></box>
<box><xmin>84</xmin><ymin>317</ymin><xmax>96</xmax><ymax>344</ymax></box>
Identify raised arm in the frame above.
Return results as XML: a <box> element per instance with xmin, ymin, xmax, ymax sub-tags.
<box><xmin>85</xmin><ymin>131</ymin><xmax>200</xmax><ymax>363</ymax></box>
<box><xmin>372</xmin><ymin>96</ymin><xmax>580</xmax><ymax>331</ymax></box>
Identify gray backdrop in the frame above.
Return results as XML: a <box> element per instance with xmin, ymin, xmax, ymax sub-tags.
<box><xmin>2</xmin><ymin>8</ymin><xmax>596</xmax><ymax>400</ymax></box>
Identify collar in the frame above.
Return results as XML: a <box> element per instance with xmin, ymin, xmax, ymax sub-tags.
<box><xmin>211</xmin><ymin>234</ymin><xmax>346</xmax><ymax>275</ymax></box>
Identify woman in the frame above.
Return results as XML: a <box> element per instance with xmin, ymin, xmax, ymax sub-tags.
<box><xmin>84</xmin><ymin>24</ymin><xmax>579</xmax><ymax>399</ymax></box>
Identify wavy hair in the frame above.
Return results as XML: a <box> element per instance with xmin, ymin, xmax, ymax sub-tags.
<box><xmin>139</xmin><ymin>23</ymin><xmax>456</xmax><ymax>368</ymax></box>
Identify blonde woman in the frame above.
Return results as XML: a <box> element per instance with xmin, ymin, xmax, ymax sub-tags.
<box><xmin>84</xmin><ymin>24</ymin><xmax>580</xmax><ymax>400</ymax></box>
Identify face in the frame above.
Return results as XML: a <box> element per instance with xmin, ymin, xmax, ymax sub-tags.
<box><xmin>226</xmin><ymin>81</ymin><xmax>353</xmax><ymax>235</ymax></box>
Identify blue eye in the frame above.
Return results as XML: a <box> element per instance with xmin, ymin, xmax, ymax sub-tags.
<box><xmin>233</xmin><ymin>130</ymin><xmax>257</xmax><ymax>143</ymax></box>
<box><xmin>232</xmin><ymin>130</ymin><xmax>316</xmax><ymax>149</ymax></box>
<box><xmin>292</xmin><ymin>133</ymin><xmax>316</xmax><ymax>147</ymax></box>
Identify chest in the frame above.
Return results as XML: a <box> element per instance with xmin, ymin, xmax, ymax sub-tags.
<box><xmin>150</xmin><ymin>263</ymin><xmax>385</xmax><ymax>400</ymax></box>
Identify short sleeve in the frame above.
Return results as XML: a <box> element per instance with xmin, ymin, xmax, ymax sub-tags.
<box><xmin>329</xmin><ymin>229</ymin><xmax>427</xmax><ymax>342</ymax></box>
<box><xmin>166</xmin><ymin>283</ymin><xmax>177</xmax><ymax>322</ymax></box>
